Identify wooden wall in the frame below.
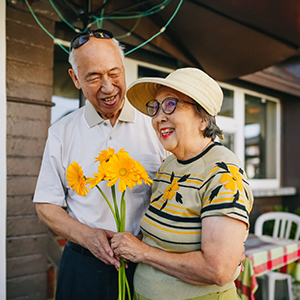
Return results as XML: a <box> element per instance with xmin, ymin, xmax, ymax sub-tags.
<box><xmin>6</xmin><ymin>5</ymin><xmax>54</xmax><ymax>300</ymax></box>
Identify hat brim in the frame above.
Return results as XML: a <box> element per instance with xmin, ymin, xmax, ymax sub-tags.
<box><xmin>126</xmin><ymin>76</ymin><xmax>220</xmax><ymax>116</ymax></box>
<box><xmin>127</xmin><ymin>77</ymin><xmax>179</xmax><ymax>116</ymax></box>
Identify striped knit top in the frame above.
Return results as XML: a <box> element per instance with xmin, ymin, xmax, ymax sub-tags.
<box><xmin>134</xmin><ymin>142</ymin><xmax>254</xmax><ymax>299</ymax></box>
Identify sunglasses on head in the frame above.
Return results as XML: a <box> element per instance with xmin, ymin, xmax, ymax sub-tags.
<box><xmin>146</xmin><ymin>97</ymin><xmax>196</xmax><ymax>117</ymax></box>
<box><xmin>70</xmin><ymin>29</ymin><xmax>113</xmax><ymax>51</ymax></box>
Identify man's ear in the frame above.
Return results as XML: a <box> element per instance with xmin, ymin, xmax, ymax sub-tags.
<box><xmin>68</xmin><ymin>68</ymin><xmax>81</xmax><ymax>90</ymax></box>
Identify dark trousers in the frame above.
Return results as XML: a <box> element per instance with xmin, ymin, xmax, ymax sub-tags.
<box><xmin>56</xmin><ymin>241</ymin><xmax>137</xmax><ymax>300</ymax></box>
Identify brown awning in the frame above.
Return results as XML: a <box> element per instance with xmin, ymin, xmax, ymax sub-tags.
<box><xmin>110</xmin><ymin>0</ymin><xmax>300</xmax><ymax>80</ymax></box>
<box><xmin>45</xmin><ymin>0</ymin><xmax>300</xmax><ymax>80</ymax></box>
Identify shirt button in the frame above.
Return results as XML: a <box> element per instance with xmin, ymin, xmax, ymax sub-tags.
<box><xmin>104</xmin><ymin>122</ymin><xmax>107</xmax><ymax>126</ymax></box>
<box><xmin>109</xmin><ymin>136</ymin><xmax>112</xmax><ymax>140</ymax></box>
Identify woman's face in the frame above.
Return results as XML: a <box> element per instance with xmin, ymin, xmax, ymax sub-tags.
<box><xmin>151</xmin><ymin>86</ymin><xmax>207</xmax><ymax>160</ymax></box>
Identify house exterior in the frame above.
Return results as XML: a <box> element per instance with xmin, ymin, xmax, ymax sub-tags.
<box><xmin>2</xmin><ymin>1</ymin><xmax>300</xmax><ymax>299</ymax></box>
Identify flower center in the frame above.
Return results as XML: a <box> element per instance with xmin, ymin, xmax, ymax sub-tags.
<box><xmin>232</xmin><ymin>176</ymin><xmax>237</xmax><ymax>181</ymax></box>
<box><xmin>119</xmin><ymin>168</ymin><xmax>127</xmax><ymax>176</ymax></box>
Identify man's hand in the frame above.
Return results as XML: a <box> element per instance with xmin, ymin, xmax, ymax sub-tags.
<box><xmin>35</xmin><ymin>203</ymin><xmax>121</xmax><ymax>267</ymax></box>
<box><xmin>86</xmin><ymin>228</ymin><xmax>121</xmax><ymax>268</ymax></box>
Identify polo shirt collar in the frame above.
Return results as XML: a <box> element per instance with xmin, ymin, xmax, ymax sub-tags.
<box><xmin>84</xmin><ymin>99</ymin><xmax>135</xmax><ymax>128</ymax></box>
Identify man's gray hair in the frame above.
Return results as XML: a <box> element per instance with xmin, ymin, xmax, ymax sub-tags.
<box><xmin>68</xmin><ymin>38</ymin><xmax>125</xmax><ymax>76</ymax></box>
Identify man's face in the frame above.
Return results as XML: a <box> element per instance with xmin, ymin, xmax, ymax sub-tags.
<box><xmin>69</xmin><ymin>38</ymin><xmax>126</xmax><ymax>125</ymax></box>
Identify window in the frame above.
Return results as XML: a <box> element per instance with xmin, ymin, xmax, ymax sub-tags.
<box><xmin>124</xmin><ymin>58</ymin><xmax>173</xmax><ymax>88</ymax></box>
<box><xmin>219</xmin><ymin>88</ymin><xmax>234</xmax><ymax>118</ymax></box>
<box><xmin>138</xmin><ymin>65</ymin><xmax>169</xmax><ymax>78</ymax></box>
<box><xmin>245</xmin><ymin>95</ymin><xmax>277</xmax><ymax>180</ymax></box>
<box><xmin>216</xmin><ymin>83</ymin><xmax>280</xmax><ymax>190</ymax></box>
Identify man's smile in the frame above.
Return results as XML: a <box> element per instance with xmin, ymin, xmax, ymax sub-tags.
<box><xmin>101</xmin><ymin>94</ymin><xmax>117</xmax><ymax>105</ymax></box>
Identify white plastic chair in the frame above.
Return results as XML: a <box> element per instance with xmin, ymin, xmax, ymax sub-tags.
<box><xmin>254</xmin><ymin>211</ymin><xmax>300</xmax><ymax>300</ymax></box>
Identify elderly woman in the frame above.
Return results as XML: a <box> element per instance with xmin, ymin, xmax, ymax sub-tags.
<box><xmin>111</xmin><ymin>68</ymin><xmax>253</xmax><ymax>300</ymax></box>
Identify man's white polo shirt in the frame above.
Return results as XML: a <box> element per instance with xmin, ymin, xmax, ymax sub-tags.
<box><xmin>33</xmin><ymin>100</ymin><xmax>165</xmax><ymax>235</ymax></box>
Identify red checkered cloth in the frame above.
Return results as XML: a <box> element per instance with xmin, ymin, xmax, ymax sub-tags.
<box><xmin>235</xmin><ymin>234</ymin><xmax>300</xmax><ymax>300</ymax></box>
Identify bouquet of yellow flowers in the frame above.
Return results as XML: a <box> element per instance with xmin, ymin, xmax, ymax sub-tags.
<box><xmin>65</xmin><ymin>147</ymin><xmax>153</xmax><ymax>300</ymax></box>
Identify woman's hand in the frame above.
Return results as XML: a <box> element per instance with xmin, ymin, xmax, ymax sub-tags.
<box><xmin>111</xmin><ymin>232</ymin><xmax>149</xmax><ymax>263</ymax></box>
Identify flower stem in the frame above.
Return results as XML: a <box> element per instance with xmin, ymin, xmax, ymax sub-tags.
<box><xmin>118</xmin><ymin>265</ymin><xmax>122</xmax><ymax>300</ymax></box>
<box><xmin>121</xmin><ymin>259</ymin><xmax>126</xmax><ymax>300</ymax></box>
<box><xmin>95</xmin><ymin>185</ymin><xmax>119</xmax><ymax>228</ymax></box>
<box><xmin>111</xmin><ymin>185</ymin><xmax>121</xmax><ymax>231</ymax></box>
<box><xmin>120</xmin><ymin>191</ymin><xmax>126</xmax><ymax>232</ymax></box>
<box><xmin>125</xmin><ymin>274</ymin><xmax>132</xmax><ymax>300</ymax></box>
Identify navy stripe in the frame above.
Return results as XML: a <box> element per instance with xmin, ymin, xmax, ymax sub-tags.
<box><xmin>177</xmin><ymin>184</ymin><xmax>200</xmax><ymax>190</ymax></box>
<box><xmin>154</xmin><ymin>171</ymin><xmax>204</xmax><ymax>183</ymax></box>
<box><xmin>148</xmin><ymin>205</ymin><xmax>200</xmax><ymax>223</ymax></box>
<box><xmin>144</xmin><ymin>213</ymin><xmax>201</xmax><ymax>230</ymax></box>
<box><xmin>228</xmin><ymin>211</ymin><xmax>249</xmax><ymax>220</ymax></box>
<box><xmin>152</xmin><ymin>181</ymin><xmax>200</xmax><ymax>190</ymax></box>
<box><xmin>153</xmin><ymin>177</ymin><xmax>203</xmax><ymax>186</ymax></box>
<box><xmin>153</xmin><ymin>178</ymin><xmax>171</xmax><ymax>184</ymax></box>
<box><xmin>201</xmin><ymin>202</ymin><xmax>249</xmax><ymax>217</ymax></box>
<box><xmin>141</xmin><ymin>227</ymin><xmax>201</xmax><ymax>245</ymax></box>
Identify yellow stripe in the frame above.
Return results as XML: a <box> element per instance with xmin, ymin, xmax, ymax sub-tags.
<box><xmin>202</xmin><ymin>198</ymin><xmax>244</xmax><ymax>206</ymax></box>
<box><xmin>185</xmin><ymin>179</ymin><xmax>202</xmax><ymax>186</ymax></box>
<box><xmin>202</xmin><ymin>191</ymin><xmax>247</xmax><ymax>203</ymax></box>
<box><xmin>202</xmin><ymin>191</ymin><xmax>245</xmax><ymax>201</ymax></box>
<box><xmin>154</xmin><ymin>198</ymin><xmax>200</xmax><ymax>215</ymax></box>
<box><xmin>156</xmin><ymin>173</ymin><xmax>171</xmax><ymax>180</ymax></box>
<box><xmin>152</xmin><ymin>201</ymin><xmax>200</xmax><ymax>216</ymax></box>
<box><xmin>207</xmin><ymin>165</ymin><xmax>221</xmax><ymax>176</ymax></box>
<box><xmin>143</xmin><ymin>216</ymin><xmax>201</xmax><ymax>234</ymax></box>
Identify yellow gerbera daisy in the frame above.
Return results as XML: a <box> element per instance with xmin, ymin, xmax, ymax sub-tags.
<box><xmin>66</xmin><ymin>161</ymin><xmax>89</xmax><ymax>196</ymax></box>
<box><xmin>105</xmin><ymin>151</ymin><xmax>138</xmax><ymax>192</ymax></box>
<box><xmin>134</xmin><ymin>161</ymin><xmax>153</xmax><ymax>186</ymax></box>
<box><xmin>95</xmin><ymin>147</ymin><xmax>116</xmax><ymax>163</ymax></box>
<box><xmin>163</xmin><ymin>179</ymin><xmax>179</xmax><ymax>201</ymax></box>
<box><xmin>219</xmin><ymin>166</ymin><xmax>243</xmax><ymax>192</ymax></box>
<box><xmin>86</xmin><ymin>161</ymin><xmax>107</xmax><ymax>189</ymax></box>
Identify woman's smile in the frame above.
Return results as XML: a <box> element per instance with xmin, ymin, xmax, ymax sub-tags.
<box><xmin>160</xmin><ymin>127</ymin><xmax>174</xmax><ymax>139</ymax></box>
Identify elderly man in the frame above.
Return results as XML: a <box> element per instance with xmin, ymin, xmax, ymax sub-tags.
<box><xmin>33</xmin><ymin>29</ymin><xmax>164</xmax><ymax>300</ymax></box>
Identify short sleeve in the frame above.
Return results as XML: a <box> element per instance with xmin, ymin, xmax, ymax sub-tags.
<box><xmin>200</xmin><ymin>161</ymin><xmax>253</xmax><ymax>227</ymax></box>
<box><xmin>33</xmin><ymin>128</ymin><xmax>67</xmax><ymax>207</ymax></box>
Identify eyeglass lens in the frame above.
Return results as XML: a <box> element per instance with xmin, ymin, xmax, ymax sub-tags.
<box><xmin>146</xmin><ymin>98</ymin><xmax>178</xmax><ymax>116</ymax></box>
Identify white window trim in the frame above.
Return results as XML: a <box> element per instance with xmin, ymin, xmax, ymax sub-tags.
<box><xmin>217</xmin><ymin>82</ymin><xmax>281</xmax><ymax>190</ymax></box>
<box><xmin>0</xmin><ymin>1</ymin><xmax>7</xmax><ymax>298</ymax></box>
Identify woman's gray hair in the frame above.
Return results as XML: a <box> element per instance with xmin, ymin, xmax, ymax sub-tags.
<box><xmin>68</xmin><ymin>38</ymin><xmax>125</xmax><ymax>76</ymax></box>
<box><xmin>194</xmin><ymin>102</ymin><xmax>223</xmax><ymax>140</ymax></box>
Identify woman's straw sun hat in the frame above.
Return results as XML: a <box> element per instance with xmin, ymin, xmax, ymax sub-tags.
<box><xmin>126</xmin><ymin>67</ymin><xmax>223</xmax><ymax>116</ymax></box>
